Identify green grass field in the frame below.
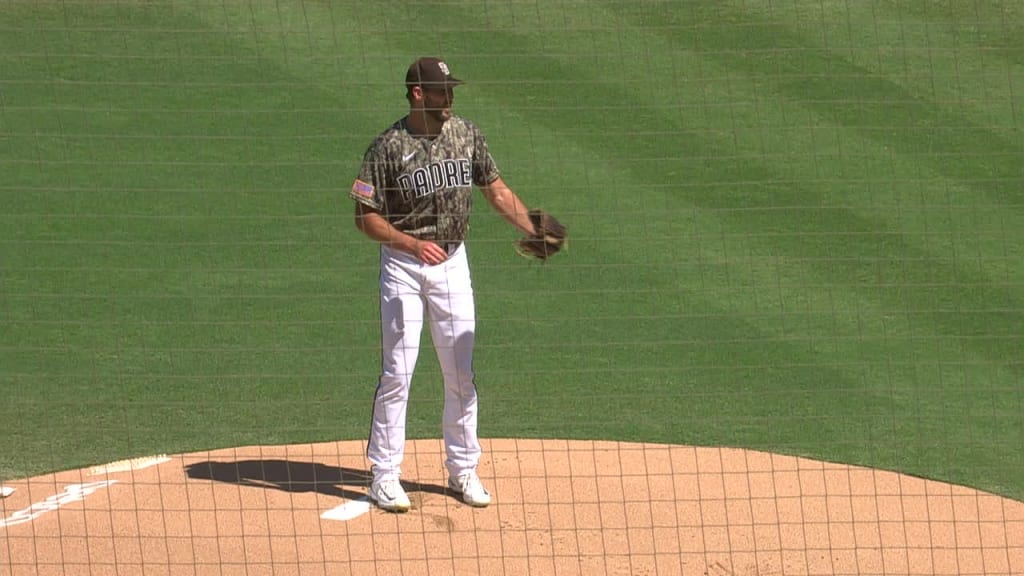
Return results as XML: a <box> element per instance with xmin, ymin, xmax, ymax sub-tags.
<box><xmin>2</xmin><ymin>1</ymin><xmax>1022</xmax><ymax>501</ymax></box>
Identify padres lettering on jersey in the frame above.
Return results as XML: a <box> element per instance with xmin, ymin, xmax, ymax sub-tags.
<box><xmin>397</xmin><ymin>159</ymin><xmax>472</xmax><ymax>199</ymax></box>
<box><xmin>351</xmin><ymin>116</ymin><xmax>500</xmax><ymax>244</ymax></box>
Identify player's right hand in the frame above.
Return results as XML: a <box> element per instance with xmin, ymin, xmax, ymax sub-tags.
<box><xmin>414</xmin><ymin>240</ymin><xmax>448</xmax><ymax>266</ymax></box>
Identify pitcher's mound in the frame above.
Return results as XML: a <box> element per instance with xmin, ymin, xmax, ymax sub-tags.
<box><xmin>1</xmin><ymin>439</ymin><xmax>1021</xmax><ymax>575</ymax></box>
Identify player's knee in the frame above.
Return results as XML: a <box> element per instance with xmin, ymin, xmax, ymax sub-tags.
<box><xmin>443</xmin><ymin>370</ymin><xmax>476</xmax><ymax>393</ymax></box>
<box><xmin>377</xmin><ymin>375</ymin><xmax>412</xmax><ymax>398</ymax></box>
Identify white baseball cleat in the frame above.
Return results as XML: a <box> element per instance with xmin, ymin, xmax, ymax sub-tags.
<box><xmin>369</xmin><ymin>478</ymin><xmax>411</xmax><ymax>512</ymax></box>
<box><xmin>449</xmin><ymin>472</ymin><xmax>491</xmax><ymax>507</ymax></box>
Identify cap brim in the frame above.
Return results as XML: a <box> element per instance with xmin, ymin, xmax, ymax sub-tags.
<box><xmin>409</xmin><ymin>78</ymin><xmax>464</xmax><ymax>90</ymax></box>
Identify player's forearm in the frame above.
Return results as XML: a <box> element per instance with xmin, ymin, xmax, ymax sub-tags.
<box><xmin>483</xmin><ymin>179</ymin><xmax>535</xmax><ymax>235</ymax></box>
<box><xmin>355</xmin><ymin>210</ymin><xmax>419</xmax><ymax>254</ymax></box>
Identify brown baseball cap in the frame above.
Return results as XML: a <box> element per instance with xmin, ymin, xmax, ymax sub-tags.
<box><xmin>405</xmin><ymin>57</ymin><xmax>463</xmax><ymax>90</ymax></box>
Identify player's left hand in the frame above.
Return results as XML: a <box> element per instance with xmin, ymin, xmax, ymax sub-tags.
<box><xmin>515</xmin><ymin>209</ymin><xmax>567</xmax><ymax>261</ymax></box>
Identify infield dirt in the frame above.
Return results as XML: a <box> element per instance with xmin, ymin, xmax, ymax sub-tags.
<box><xmin>2</xmin><ymin>438</ymin><xmax>1021</xmax><ymax>575</ymax></box>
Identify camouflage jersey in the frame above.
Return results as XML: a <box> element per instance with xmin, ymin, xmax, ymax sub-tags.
<box><xmin>350</xmin><ymin>115</ymin><xmax>500</xmax><ymax>247</ymax></box>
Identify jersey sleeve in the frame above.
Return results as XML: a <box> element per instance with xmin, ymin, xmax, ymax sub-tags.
<box><xmin>471</xmin><ymin>125</ymin><xmax>500</xmax><ymax>187</ymax></box>
<box><xmin>350</xmin><ymin>139</ymin><xmax>388</xmax><ymax>210</ymax></box>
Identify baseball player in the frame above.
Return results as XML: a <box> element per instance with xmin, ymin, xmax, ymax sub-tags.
<box><xmin>351</xmin><ymin>57</ymin><xmax>542</xmax><ymax>512</ymax></box>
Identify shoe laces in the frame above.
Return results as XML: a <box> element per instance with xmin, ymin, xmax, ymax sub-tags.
<box><xmin>458</xmin><ymin>473</ymin><xmax>486</xmax><ymax>494</ymax></box>
<box><xmin>378</xmin><ymin>478</ymin><xmax>403</xmax><ymax>497</ymax></box>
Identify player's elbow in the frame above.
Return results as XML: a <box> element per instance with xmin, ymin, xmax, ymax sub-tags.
<box><xmin>483</xmin><ymin>183</ymin><xmax>513</xmax><ymax>209</ymax></box>
<box><xmin>354</xmin><ymin>205</ymin><xmax>371</xmax><ymax>232</ymax></box>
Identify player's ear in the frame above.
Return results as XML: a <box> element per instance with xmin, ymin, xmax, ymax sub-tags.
<box><xmin>408</xmin><ymin>85</ymin><xmax>424</xmax><ymax>103</ymax></box>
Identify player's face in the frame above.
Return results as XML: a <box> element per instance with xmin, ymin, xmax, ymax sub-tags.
<box><xmin>421</xmin><ymin>85</ymin><xmax>454</xmax><ymax>123</ymax></box>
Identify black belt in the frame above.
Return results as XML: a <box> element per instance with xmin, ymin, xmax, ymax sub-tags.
<box><xmin>443</xmin><ymin>242</ymin><xmax>462</xmax><ymax>256</ymax></box>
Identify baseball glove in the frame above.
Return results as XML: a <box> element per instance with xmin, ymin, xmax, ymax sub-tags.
<box><xmin>515</xmin><ymin>209</ymin><xmax>567</xmax><ymax>261</ymax></box>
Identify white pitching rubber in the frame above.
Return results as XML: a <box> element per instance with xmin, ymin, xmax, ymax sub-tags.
<box><xmin>321</xmin><ymin>497</ymin><xmax>372</xmax><ymax>521</ymax></box>
<box><xmin>89</xmin><ymin>454</ymin><xmax>171</xmax><ymax>476</ymax></box>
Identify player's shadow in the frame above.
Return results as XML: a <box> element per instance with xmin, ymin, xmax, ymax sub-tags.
<box><xmin>184</xmin><ymin>459</ymin><xmax>449</xmax><ymax>502</ymax></box>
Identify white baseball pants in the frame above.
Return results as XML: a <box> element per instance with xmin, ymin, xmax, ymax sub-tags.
<box><xmin>367</xmin><ymin>243</ymin><xmax>480</xmax><ymax>483</ymax></box>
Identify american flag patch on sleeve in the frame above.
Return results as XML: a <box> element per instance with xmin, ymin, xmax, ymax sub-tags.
<box><xmin>351</xmin><ymin>179</ymin><xmax>374</xmax><ymax>198</ymax></box>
